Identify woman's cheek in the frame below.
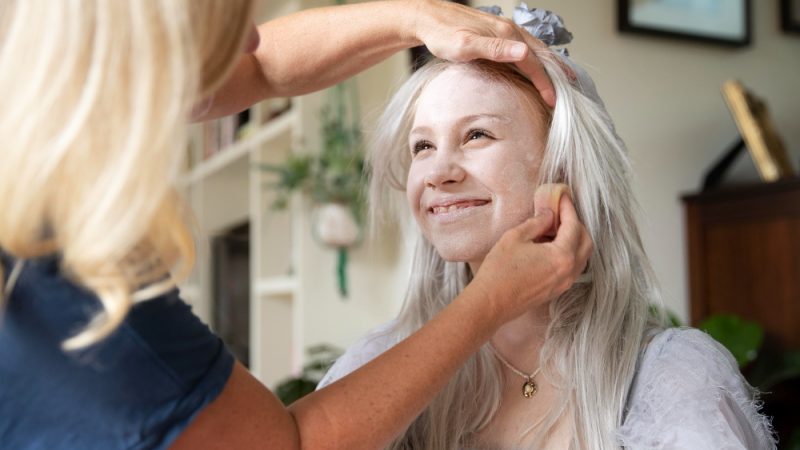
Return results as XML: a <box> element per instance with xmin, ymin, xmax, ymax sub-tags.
<box><xmin>406</xmin><ymin>168</ymin><xmax>425</xmax><ymax>216</ymax></box>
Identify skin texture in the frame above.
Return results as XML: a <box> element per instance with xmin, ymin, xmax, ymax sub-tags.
<box><xmin>172</xmin><ymin>2</ymin><xmax>593</xmax><ymax>449</ymax></box>
<box><xmin>407</xmin><ymin>66</ymin><xmax>547</xmax><ymax>267</ymax></box>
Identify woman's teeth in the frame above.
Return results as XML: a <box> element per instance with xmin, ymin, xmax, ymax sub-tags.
<box><xmin>431</xmin><ymin>201</ymin><xmax>488</xmax><ymax>214</ymax></box>
<box><xmin>433</xmin><ymin>205</ymin><xmax>463</xmax><ymax>214</ymax></box>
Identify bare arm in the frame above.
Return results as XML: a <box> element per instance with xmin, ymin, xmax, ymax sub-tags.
<box><xmin>195</xmin><ymin>0</ymin><xmax>556</xmax><ymax>121</ymax></box>
<box><xmin>171</xmin><ymin>189</ymin><xmax>592</xmax><ymax>450</ymax></box>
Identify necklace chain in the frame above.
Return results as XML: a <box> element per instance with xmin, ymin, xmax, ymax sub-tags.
<box><xmin>488</xmin><ymin>343</ymin><xmax>542</xmax><ymax>399</ymax></box>
<box><xmin>487</xmin><ymin>343</ymin><xmax>542</xmax><ymax>380</ymax></box>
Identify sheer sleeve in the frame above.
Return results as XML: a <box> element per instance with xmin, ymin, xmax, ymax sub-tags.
<box><xmin>317</xmin><ymin>321</ymin><xmax>399</xmax><ymax>390</ymax></box>
<box><xmin>617</xmin><ymin>328</ymin><xmax>776</xmax><ymax>450</ymax></box>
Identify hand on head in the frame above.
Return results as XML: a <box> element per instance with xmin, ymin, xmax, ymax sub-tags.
<box><xmin>468</xmin><ymin>184</ymin><xmax>592</xmax><ymax>325</ymax></box>
<box><xmin>411</xmin><ymin>0</ymin><xmax>558</xmax><ymax>107</ymax></box>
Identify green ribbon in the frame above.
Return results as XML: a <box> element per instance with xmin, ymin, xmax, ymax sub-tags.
<box><xmin>337</xmin><ymin>247</ymin><xmax>348</xmax><ymax>298</ymax></box>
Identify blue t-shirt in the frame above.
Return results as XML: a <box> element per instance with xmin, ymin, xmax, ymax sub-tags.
<box><xmin>0</xmin><ymin>251</ymin><xmax>234</xmax><ymax>450</ymax></box>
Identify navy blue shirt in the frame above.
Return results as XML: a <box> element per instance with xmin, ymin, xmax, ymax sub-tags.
<box><xmin>0</xmin><ymin>251</ymin><xmax>234</xmax><ymax>450</ymax></box>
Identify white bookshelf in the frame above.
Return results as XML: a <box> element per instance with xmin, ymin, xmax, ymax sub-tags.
<box><xmin>180</xmin><ymin>105</ymin><xmax>303</xmax><ymax>387</ymax></box>
<box><xmin>180</xmin><ymin>110</ymin><xmax>298</xmax><ymax>187</ymax></box>
<box><xmin>178</xmin><ymin>0</ymin><xmax>409</xmax><ymax>390</ymax></box>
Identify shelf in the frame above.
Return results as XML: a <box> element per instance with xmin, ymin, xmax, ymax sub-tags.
<box><xmin>181</xmin><ymin>110</ymin><xmax>296</xmax><ymax>186</ymax></box>
<box><xmin>255</xmin><ymin>277</ymin><xmax>298</xmax><ymax>296</ymax></box>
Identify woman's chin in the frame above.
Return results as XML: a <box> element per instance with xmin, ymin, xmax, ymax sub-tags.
<box><xmin>435</xmin><ymin>246</ymin><xmax>488</xmax><ymax>266</ymax></box>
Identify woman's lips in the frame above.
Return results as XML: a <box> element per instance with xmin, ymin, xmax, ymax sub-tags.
<box><xmin>428</xmin><ymin>199</ymin><xmax>490</xmax><ymax>215</ymax></box>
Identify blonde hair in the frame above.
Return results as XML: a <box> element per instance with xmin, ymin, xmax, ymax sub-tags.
<box><xmin>369</xmin><ymin>56</ymin><xmax>664</xmax><ymax>449</ymax></box>
<box><xmin>0</xmin><ymin>0</ymin><xmax>254</xmax><ymax>350</ymax></box>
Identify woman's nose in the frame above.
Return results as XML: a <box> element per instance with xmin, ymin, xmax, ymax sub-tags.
<box><xmin>423</xmin><ymin>150</ymin><xmax>466</xmax><ymax>189</ymax></box>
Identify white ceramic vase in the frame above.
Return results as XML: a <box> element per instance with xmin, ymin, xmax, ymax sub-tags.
<box><xmin>313</xmin><ymin>203</ymin><xmax>360</xmax><ymax>248</ymax></box>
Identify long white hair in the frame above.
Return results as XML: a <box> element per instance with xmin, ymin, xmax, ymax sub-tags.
<box><xmin>0</xmin><ymin>0</ymin><xmax>254</xmax><ymax>350</ymax></box>
<box><xmin>368</xmin><ymin>54</ymin><xmax>664</xmax><ymax>449</ymax></box>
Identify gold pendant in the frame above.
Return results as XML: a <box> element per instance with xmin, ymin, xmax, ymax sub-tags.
<box><xmin>522</xmin><ymin>378</ymin><xmax>538</xmax><ymax>399</ymax></box>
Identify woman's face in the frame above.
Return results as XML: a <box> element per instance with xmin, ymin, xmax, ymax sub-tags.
<box><xmin>407</xmin><ymin>66</ymin><xmax>548</xmax><ymax>266</ymax></box>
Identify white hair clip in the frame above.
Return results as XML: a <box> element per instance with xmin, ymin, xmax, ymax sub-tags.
<box><xmin>478</xmin><ymin>4</ymin><xmax>606</xmax><ymax>113</ymax></box>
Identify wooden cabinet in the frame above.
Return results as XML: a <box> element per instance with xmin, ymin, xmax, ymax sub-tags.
<box><xmin>683</xmin><ymin>178</ymin><xmax>800</xmax><ymax>348</ymax></box>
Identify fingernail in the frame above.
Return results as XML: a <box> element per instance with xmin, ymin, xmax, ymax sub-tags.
<box><xmin>509</xmin><ymin>43</ymin><xmax>527</xmax><ymax>59</ymax></box>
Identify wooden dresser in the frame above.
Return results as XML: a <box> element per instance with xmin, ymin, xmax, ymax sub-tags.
<box><xmin>683</xmin><ymin>178</ymin><xmax>800</xmax><ymax>347</ymax></box>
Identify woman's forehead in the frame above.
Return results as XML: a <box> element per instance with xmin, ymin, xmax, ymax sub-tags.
<box><xmin>413</xmin><ymin>66</ymin><xmax>539</xmax><ymax>127</ymax></box>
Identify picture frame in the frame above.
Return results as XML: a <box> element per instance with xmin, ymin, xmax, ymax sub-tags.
<box><xmin>782</xmin><ymin>0</ymin><xmax>800</xmax><ymax>33</ymax></box>
<box><xmin>721</xmin><ymin>80</ymin><xmax>795</xmax><ymax>182</ymax></box>
<box><xmin>618</xmin><ymin>0</ymin><xmax>751</xmax><ymax>47</ymax></box>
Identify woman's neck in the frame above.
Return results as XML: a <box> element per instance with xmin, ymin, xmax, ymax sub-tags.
<box><xmin>470</xmin><ymin>259</ymin><xmax>551</xmax><ymax>370</ymax></box>
<box><xmin>491</xmin><ymin>306</ymin><xmax>549</xmax><ymax>370</ymax></box>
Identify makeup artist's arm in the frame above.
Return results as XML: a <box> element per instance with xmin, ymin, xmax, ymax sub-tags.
<box><xmin>193</xmin><ymin>0</ymin><xmax>555</xmax><ymax>121</ymax></box>
<box><xmin>170</xmin><ymin>195</ymin><xmax>592</xmax><ymax>450</ymax></box>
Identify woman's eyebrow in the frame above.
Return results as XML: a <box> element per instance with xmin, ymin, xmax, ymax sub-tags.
<box><xmin>459</xmin><ymin>113</ymin><xmax>512</xmax><ymax>125</ymax></box>
<box><xmin>410</xmin><ymin>113</ymin><xmax>512</xmax><ymax>136</ymax></box>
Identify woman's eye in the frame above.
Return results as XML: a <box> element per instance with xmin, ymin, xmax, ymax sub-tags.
<box><xmin>412</xmin><ymin>141</ymin><xmax>434</xmax><ymax>155</ymax></box>
<box><xmin>466</xmin><ymin>129</ymin><xmax>491</xmax><ymax>142</ymax></box>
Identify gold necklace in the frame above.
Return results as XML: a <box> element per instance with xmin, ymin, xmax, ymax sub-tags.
<box><xmin>488</xmin><ymin>343</ymin><xmax>542</xmax><ymax>399</ymax></box>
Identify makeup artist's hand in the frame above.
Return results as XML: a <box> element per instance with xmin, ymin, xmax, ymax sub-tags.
<box><xmin>468</xmin><ymin>185</ymin><xmax>592</xmax><ymax>326</ymax></box>
<box><xmin>409</xmin><ymin>0</ymin><xmax>557</xmax><ymax>107</ymax></box>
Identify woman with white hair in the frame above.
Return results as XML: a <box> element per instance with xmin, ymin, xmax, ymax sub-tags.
<box><xmin>318</xmin><ymin>7</ymin><xmax>776</xmax><ymax>449</ymax></box>
<box><xmin>0</xmin><ymin>1</ymin><xmax>593</xmax><ymax>449</ymax></box>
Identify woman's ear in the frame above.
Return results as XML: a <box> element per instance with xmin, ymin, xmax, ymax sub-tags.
<box><xmin>533</xmin><ymin>183</ymin><xmax>570</xmax><ymax>240</ymax></box>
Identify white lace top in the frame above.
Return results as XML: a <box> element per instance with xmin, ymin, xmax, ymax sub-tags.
<box><xmin>318</xmin><ymin>325</ymin><xmax>776</xmax><ymax>449</ymax></box>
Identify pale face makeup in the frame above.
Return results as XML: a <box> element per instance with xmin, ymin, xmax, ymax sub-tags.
<box><xmin>406</xmin><ymin>66</ymin><xmax>548</xmax><ymax>269</ymax></box>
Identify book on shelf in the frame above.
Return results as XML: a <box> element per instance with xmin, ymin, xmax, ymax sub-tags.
<box><xmin>199</xmin><ymin>108</ymin><xmax>254</xmax><ymax>161</ymax></box>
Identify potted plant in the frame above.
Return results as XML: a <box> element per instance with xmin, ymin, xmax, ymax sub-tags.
<box><xmin>274</xmin><ymin>344</ymin><xmax>343</xmax><ymax>405</ymax></box>
<box><xmin>260</xmin><ymin>82</ymin><xmax>366</xmax><ymax>297</ymax></box>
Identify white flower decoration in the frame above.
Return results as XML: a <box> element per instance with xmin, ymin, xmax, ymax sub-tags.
<box><xmin>478</xmin><ymin>3</ymin><xmax>573</xmax><ymax>47</ymax></box>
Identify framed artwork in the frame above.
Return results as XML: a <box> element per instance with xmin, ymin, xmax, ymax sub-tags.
<box><xmin>722</xmin><ymin>80</ymin><xmax>795</xmax><ymax>182</ymax></box>
<box><xmin>618</xmin><ymin>0</ymin><xmax>751</xmax><ymax>47</ymax></box>
<box><xmin>782</xmin><ymin>0</ymin><xmax>800</xmax><ymax>33</ymax></box>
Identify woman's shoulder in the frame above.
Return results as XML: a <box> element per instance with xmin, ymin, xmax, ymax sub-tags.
<box><xmin>618</xmin><ymin>327</ymin><xmax>776</xmax><ymax>449</ymax></box>
<box><xmin>317</xmin><ymin>320</ymin><xmax>401</xmax><ymax>389</ymax></box>
<box><xmin>639</xmin><ymin>327</ymin><xmax>740</xmax><ymax>381</ymax></box>
<box><xmin>0</xmin><ymin>251</ymin><xmax>234</xmax><ymax>449</ymax></box>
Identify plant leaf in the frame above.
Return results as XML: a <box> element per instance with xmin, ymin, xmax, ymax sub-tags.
<box><xmin>699</xmin><ymin>314</ymin><xmax>764</xmax><ymax>367</ymax></box>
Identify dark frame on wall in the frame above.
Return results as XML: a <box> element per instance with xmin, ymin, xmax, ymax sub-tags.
<box><xmin>618</xmin><ymin>0</ymin><xmax>751</xmax><ymax>47</ymax></box>
<box><xmin>782</xmin><ymin>0</ymin><xmax>800</xmax><ymax>33</ymax></box>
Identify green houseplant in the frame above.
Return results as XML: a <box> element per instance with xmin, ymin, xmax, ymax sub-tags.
<box><xmin>274</xmin><ymin>344</ymin><xmax>343</xmax><ymax>406</ymax></box>
<box><xmin>260</xmin><ymin>82</ymin><xmax>366</xmax><ymax>297</ymax></box>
